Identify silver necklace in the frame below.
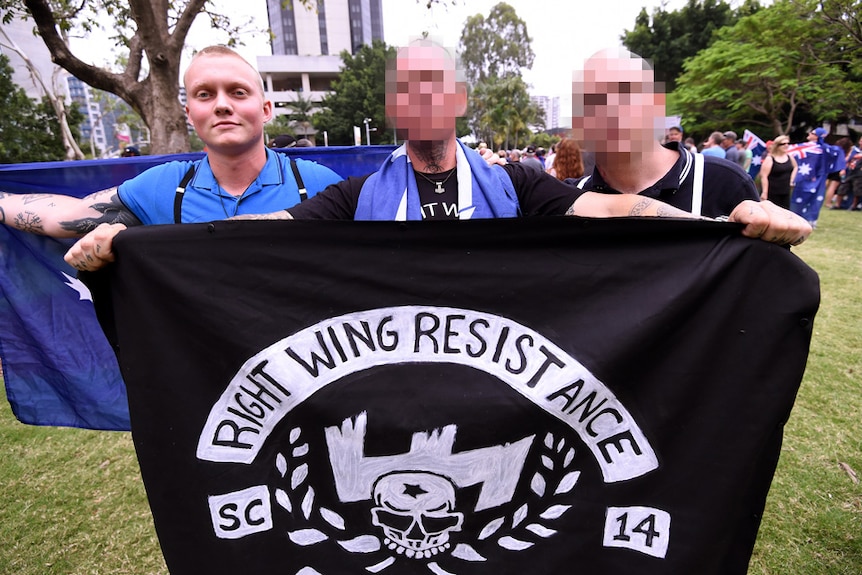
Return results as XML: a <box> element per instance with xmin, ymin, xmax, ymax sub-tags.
<box><xmin>415</xmin><ymin>167</ymin><xmax>457</xmax><ymax>194</ymax></box>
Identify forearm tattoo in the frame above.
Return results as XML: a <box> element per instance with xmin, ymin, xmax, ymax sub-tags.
<box><xmin>58</xmin><ymin>189</ymin><xmax>142</xmax><ymax>234</ymax></box>
<box><xmin>229</xmin><ymin>210</ymin><xmax>294</xmax><ymax>221</ymax></box>
<box><xmin>14</xmin><ymin>211</ymin><xmax>45</xmax><ymax>233</ymax></box>
<box><xmin>629</xmin><ymin>198</ymin><xmax>653</xmax><ymax>216</ymax></box>
<box><xmin>656</xmin><ymin>204</ymin><xmax>680</xmax><ymax>218</ymax></box>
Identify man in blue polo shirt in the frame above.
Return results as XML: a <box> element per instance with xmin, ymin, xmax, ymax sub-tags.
<box><xmin>0</xmin><ymin>46</ymin><xmax>342</xmax><ymax>267</ymax></box>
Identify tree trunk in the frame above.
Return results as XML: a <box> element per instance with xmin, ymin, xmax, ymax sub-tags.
<box><xmin>0</xmin><ymin>25</ymin><xmax>85</xmax><ymax>160</ymax></box>
<box><xmin>23</xmin><ymin>0</ymin><xmax>208</xmax><ymax>154</ymax></box>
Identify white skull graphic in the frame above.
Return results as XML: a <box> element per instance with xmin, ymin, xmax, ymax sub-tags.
<box><xmin>371</xmin><ymin>471</ymin><xmax>464</xmax><ymax>559</ymax></box>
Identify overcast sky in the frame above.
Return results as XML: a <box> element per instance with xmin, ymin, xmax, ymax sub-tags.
<box><xmin>379</xmin><ymin>0</ymin><xmax>693</xmax><ymax>98</ymax></box>
<box><xmin>69</xmin><ymin>0</ymin><xmax>693</xmax><ymax>101</ymax></box>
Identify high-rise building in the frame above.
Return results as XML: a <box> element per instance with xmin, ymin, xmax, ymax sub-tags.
<box><xmin>266</xmin><ymin>0</ymin><xmax>383</xmax><ymax>56</ymax></box>
<box><xmin>66</xmin><ymin>76</ymin><xmax>107</xmax><ymax>154</ymax></box>
<box><xmin>531</xmin><ymin>95</ymin><xmax>560</xmax><ymax>131</ymax></box>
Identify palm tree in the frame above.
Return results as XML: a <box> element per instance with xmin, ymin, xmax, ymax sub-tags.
<box><xmin>286</xmin><ymin>93</ymin><xmax>317</xmax><ymax>140</ymax></box>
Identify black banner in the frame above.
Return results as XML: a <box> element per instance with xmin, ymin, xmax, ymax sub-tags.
<box><xmin>95</xmin><ymin>217</ymin><xmax>819</xmax><ymax>575</ymax></box>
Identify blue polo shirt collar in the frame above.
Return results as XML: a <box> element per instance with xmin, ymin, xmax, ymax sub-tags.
<box><xmin>190</xmin><ymin>148</ymin><xmax>285</xmax><ymax>199</ymax></box>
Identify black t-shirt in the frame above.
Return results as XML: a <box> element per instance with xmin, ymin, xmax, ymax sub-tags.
<box><xmin>287</xmin><ymin>163</ymin><xmax>582</xmax><ymax>220</ymax></box>
<box><xmin>565</xmin><ymin>142</ymin><xmax>759</xmax><ymax>218</ymax></box>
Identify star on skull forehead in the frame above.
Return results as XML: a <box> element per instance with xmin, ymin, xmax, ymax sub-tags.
<box><xmin>403</xmin><ymin>483</ymin><xmax>429</xmax><ymax>498</ymax></box>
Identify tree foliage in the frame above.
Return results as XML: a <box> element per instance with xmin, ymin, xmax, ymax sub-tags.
<box><xmin>621</xmin><ymin>0</ymin><xmax>760</xmax><ymax>90</ymax></box>
<box><xmin>0</xmin><ymin>24</ymin><xmax>85</xmax><ymax>159</ymax></box>
<box><xmin>266</xmin><ymin>93</ymin><xmax>320</xmax><ymax>141</ymax></box>
<box><xmin>458</xmin><ymin>2</ymin><xmax>540</xmax><ymax>146</ymax></box>
<box><xmin>0</xmin><ymin>54</ymin><xmax>83</xmax><ymax>163</ymax></box>
<box><xmin>284</xmin><ymin>93</ymin><xmax>318</xmax><ymax>140</ymax></box>
<box><xmin>313</xmin><ymin>40</ymin><xmax>395</xmax><ymax>146</ymax></box>
<box><xmin>673</xmin><ymin>0</ymin><xmax>862</xmax><ymax>138</ymax></box>
<box><xmin>469</xmin><ymin>75</ymin><xmax>543</xmax><ymax>149</ymax></box>
<box><xmin>458</xmin><ymin>2</ymin><xmax>534</xmax><ymax>86</ymax></box>
<box><xmin>0</xmin><ymin>0</ymin><xmax>254</xmax><ymax>154</ymax></box>
<box><xmin>809</xmin><ymin>0</ymin><xmax>862</xmax><ymax>52</ymax></box>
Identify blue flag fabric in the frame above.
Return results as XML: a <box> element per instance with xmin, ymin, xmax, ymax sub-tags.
<box><xmin>788</xmin><ymin>142</ymin><xmax>825</xmax><ymax>192</ymax></box>
<box><xmin>0</xmin><ymin>226</ymin><xmax>129</xmax><ymax>429</ymax></box>
<box><xmin>0</xmin><ymin>147</ymin><xmax>396</xmax><ymax>430</ymax></box>
<box><xmin>743</xmin><ymin>129</ymin><xmax>768</xmax><ymax>180</ymax></box>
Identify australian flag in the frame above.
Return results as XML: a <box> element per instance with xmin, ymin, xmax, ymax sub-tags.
<box><xmin>0</xmin><ymin>226</ymin><xmax>129</xmax><ymax>430</ymax></box>
<box><xmin>787</xmin><ymin>142</ymin><xmax>825</xmax><ymax>191</ymax></box>
<box><xmin>743</xmin><ymin>130</ymin><xmax>768</xmax><ymax>180</ymax></box>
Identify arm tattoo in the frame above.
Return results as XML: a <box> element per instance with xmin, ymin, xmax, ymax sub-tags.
<box><xmin>229</xmin><ymin>210</ymin><xmax>294</xmax><ymax>221</ymax></box>
<box><xmin>629</xmin><ymin>198</ymin><xmax>653</xmax><ymax>216</ymax></box>
<box><xmin>14</xmin><ymin>211</ymin><xmax>44</xmax><ymax>233</ymax></box>
<box><xmin>22</xmin><ymin>194</ymin><xmax>47</xmax><ymax>205</ymax></box>
<box><xmin>1</xmin><ymin>194</ymin><xmax>44</xmax><ymax>230</ymax></box>
<box><xmin>58</xmin><ymin>189</ymin><xmax>142</xmax><ymax>234</ymax></box>
<box><xmin>564</xmin><ymin>203</ymin><xmax>576</xmax><ymax>216</ymax></box>
<box><xmin>656</xmin><ymin>204</ymin><xmax>680</xmax><ymax>218</ymax></box>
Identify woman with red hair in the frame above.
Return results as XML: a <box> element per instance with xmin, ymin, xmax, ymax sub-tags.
<box><xmin>547</xmin><ymin>138</ymin><xmax>584</xmax><ymax>181</ymax></box>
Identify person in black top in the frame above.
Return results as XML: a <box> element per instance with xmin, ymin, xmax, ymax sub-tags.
<box><xmin>242</xmin><ymin>40</ymin><xmax>810</xmax><ymax>246</ymax></box>
<box><xmin>568</xmin><ymin>48</ymin><xmax>776</xmax><ymax>221</ymax></box>
<box><xmin>760</xmin><ymin>135</ymin><xmax>798</xmax><ymax>210</ymax></box>
<box><xmin>282</xmin><ymin>40</ymin><xmax>679</xmax><ymax>222</ymax></box>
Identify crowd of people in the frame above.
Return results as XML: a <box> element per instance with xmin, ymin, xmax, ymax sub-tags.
<box><xmin>491</xmin><ymin>111</ymin><xmax>860</xmax><ymax>230</ymax></box>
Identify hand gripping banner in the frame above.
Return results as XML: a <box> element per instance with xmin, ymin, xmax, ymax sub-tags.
<box><xmin>90</xmin><ymin>217</ymin><xmax>819</xmax><ymax>575</ymax></box>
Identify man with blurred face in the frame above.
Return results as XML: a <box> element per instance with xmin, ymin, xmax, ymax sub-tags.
<box><xmin>262</xmin><ymin>40</ymin><xmax>726</xmax><ymax>222</ymax></box>
<box><xmin>235</xmin><ymin>40</ymin><xmax>809</xmax><ymax>246</ymax></box>
<box><xmin>568</xmin><ymin>48</ymin><xmax>803</xmax><ymax>228</ymax></box>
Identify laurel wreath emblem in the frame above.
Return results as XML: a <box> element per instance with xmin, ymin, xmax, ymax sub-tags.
<box><xmin>273</xmin><ymin>427</ymin><xmax>580</xmax><ymax>574</ymax></box>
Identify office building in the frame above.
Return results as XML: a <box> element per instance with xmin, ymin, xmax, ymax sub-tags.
<box><xmin>266</xmin><ymin>0</ymin><xmax>383</xmax><ymax>56</ymax></box>
<box><xmin>531</xmin><ymin>95</ymin><xmax>560</xmax><ymax>131</ymax></box>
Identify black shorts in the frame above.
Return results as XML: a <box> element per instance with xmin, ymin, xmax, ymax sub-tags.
<box><xmin>827</xmin><ymin>171</ymin><xmax>842</xmax><ymax>182</ymax></box>
<box><xmin>838</xmin><ymin>178</ymin><xmax>862</xmax><ymax>197</ymax></box>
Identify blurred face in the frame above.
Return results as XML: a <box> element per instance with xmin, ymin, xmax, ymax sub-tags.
<box><xmin>572</xmin><ymin>51</ymin><xmax>664</xmax><ymax>155</ymax></box>
<box><xmin>667</xmin><ymin>128</ymin><xmax>683</xmax><ymax>142</ymax></box>
<box><xmin>385</xmin><ymin>44</ymin><xmax>467</xmax><ymax>143</ymax></box>
<box><xmin>184</xmin><ymin>54</ymin><xmax>272</xmax><ymax>154</ymax></box>
<box><xmin>807</xmin><ymin>131</ymin><xmax>818</xmax><ymax>142</ymax></box>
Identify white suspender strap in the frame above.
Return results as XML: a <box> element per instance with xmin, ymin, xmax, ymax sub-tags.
<box><xmin>691</xmin><ymin>152</ymin><xmax>704</xmax><ymax>217</ymax></box>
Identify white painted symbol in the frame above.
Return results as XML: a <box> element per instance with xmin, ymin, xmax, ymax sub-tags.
<box><xmin>371</xmin><ymin>472</ymin><xmax>464</xmax><ymax>559</ymax></box>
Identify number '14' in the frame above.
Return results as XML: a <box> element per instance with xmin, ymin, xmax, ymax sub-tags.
<box><xmin>614</xmin><ymin>511</ymin><xmax>660</xmax><ymax>547</ymax></box>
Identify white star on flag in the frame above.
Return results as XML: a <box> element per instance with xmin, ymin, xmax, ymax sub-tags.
<box><xmin>62</xmin><ymin>272</ymin><xmax>93</xmax><ymax>302</ymax></box>
<box><xmin>797</xmin><ymin>164</ymin><xmax>812</xmax><ymax>177</ymax></box>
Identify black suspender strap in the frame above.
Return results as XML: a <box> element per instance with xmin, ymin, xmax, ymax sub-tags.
<box><xmin>173</xmin><ymin>158</ymin><xmax>304</xmax><ymax>224</ymax></box>
<box><xmin>289</xmin><ymin>158</ymin><xmax>308</xmax><ymax>202</ymax></box>
<box><xmin>173</xmin><ymin>166</ymin><xmax>196</xmax><ymax>224</ymax></box>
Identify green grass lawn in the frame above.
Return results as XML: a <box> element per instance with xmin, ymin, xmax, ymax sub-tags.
<box><xmin>1</xmin><ymin>209</ymin><xmax>860</xmax><ymax>574</ymax></box>
<box><xmin>747</xmin><ymin>208</ymin><xmax>862</xmax><ymax>574</ymax></box>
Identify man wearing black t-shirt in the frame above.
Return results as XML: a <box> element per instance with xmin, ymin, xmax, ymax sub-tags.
<box><xmin>241</xmin><ymin>40</ymin><xmax>809</xmax><ymax>246</ymax></box>
<box><xmin>282</xmin><ymin>40</ymin><xmax>676</xmax><ymax>222</ymax></box>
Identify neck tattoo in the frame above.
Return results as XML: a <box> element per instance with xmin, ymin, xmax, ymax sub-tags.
<box><xmin>415</xmin><ymin>167</ymin><xmax>457</xmax><ymax>194</ymax></box>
